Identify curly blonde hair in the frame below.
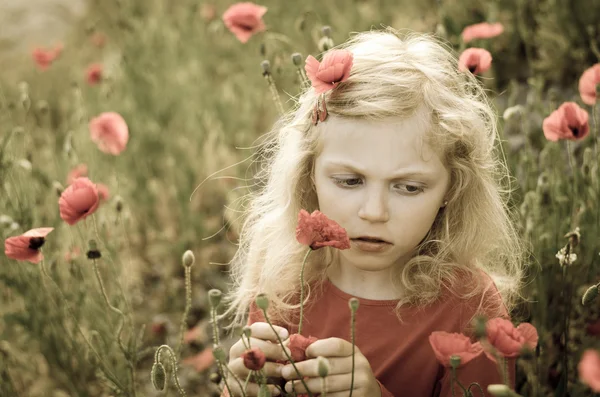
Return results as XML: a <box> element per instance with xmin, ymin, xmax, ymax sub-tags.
<box><xmin>220</xmin><ymin>27</ymin><xmax>526</xmax><ymax>331</ymax></box>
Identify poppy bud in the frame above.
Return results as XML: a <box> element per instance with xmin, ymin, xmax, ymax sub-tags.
<box><xmin>256</xmin><ymin>293</ymin><xmax>269</xmax><ymax>311</ymax></box>
<box><xmin>208</xmin><ymin>289</ymin><xmax>222</xmax><ymax>308</ymax></box>
<box><xmin>209</xmin><ymin>371</ymin><xmax>222</xmax><ymax>384</ymax></box>
<box><xmin>318</xmin><ymin>37</ymin><xmax>334</xmax><ymax>52</ymax></box>
<box><xmin>582</xmin><ymin>285</ymin><xmax>599</xmax><ymax>306</ymax></box>
<box><xmin>151</xmin><ymin>362</ymin><xmax>166</xmax><ymax>391</ymax></box>
<box><xmin>291</xmin><ymin>53</ymin><xmax>302</xmax><ymax>66</ymax></box>
<box><xmin>317</xmin><ymin>356</ymin><xmax>330</xmax><ymax>377</ymax></box>
<box><xmin>242</xmin><ymin>325</ymin><xmax>252</xmax><ymax>339</ymax></box>
<box><xmin>449</xmin><ymin>355</ymin><xmax>461</xmax><ymax>369</ymax></box>
<box><xmin>212</xmin><ymin>346</ymin><xmax>227</xmax><ymax>362</ymax></box>
<box><xmin>348</xmin><ymin>297</ymin><xmax>359</xmax><ymax>313</ymax></box>
<box><xmin>52</xmin><ymin>181</ymin><xmax>64</xmax><ymax>197</ymax></box>
<box><xmin>321</xmin><ymin>26</ymin><xmax>332</xmax><ymax>38</ymax></box>
<box><xmin>473</xmin><ymin>315</ymin><xmax>487</xmax><ymax>339</ymax></box>
<box><xmin>182</xmin><ymin>250</ymin><xmax>195</xmax><ymax>268</ymax></box>
<box><xmin>115</xmin><ymin>195</ymin><xmax>123</xmax><ymax>212</ymax></box>
<box><xmin>86</xmin><ymin>240</ymin><xmax>102</xmax><ymax>259</ymax></box>
<box><xmin>261</xmin><ymin>60</ymin><xmax>271</xmax><ymax>76</ymax></box>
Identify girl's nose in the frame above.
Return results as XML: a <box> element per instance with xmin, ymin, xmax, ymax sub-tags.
<box><xmin>358</xmin><ymin>188</ymin><xmax>390</xmax><ymax>222</ymax></box>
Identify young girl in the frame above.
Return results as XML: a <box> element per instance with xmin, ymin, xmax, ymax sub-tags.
<box><xmin>220</xmin><ymin>27</ymin><xmax>526</xmax><ymax>397</ymax></box>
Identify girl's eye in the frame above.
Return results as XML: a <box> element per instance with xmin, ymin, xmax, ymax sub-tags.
<box><xmin>333</xmin><ymin>177</ymin><xmax>363</xmax><ymax>187</ymax></box>
<box><xmin>397</xmin><ymin>184</ymin><xmax>424</xmax><ymax>194</ymax></box>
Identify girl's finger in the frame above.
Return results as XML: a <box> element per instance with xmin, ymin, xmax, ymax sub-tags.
<box><xmin>281</xmin><ymin>356</ymin><xmax>354</xmax><ymax>379</ymax></box>
<box><xmin>249</xmin><ymin>322</ymin><xmax>290</xmax><ymax>342</ymax></box>
<box><xmin>229</xmin><ymin>356</ymin><xmax>285</xmax><ymax>378</ymax></box>
<box><xmin>284</xmin><ymin>373</ymin><xmax>360</xmax><ymax>394</ymax></box>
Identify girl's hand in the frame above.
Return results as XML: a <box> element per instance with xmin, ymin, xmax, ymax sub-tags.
<box><xmin>226</xmin><ymin>322</ymin><xmax>289</xmax><ymax>396</ymax></box>
<box><xmin>281</xmin><ymin>337</ymin><xmax>381</xmax><ymax>397</ymax></box>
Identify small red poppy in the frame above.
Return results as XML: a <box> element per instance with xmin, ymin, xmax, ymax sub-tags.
<box><xmin>295</xmin><ymin>209</ymin><xmax>351</xmax><ymax>250</ymax></box>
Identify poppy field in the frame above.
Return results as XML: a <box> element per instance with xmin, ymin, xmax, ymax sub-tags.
<box><xmin>1</xmin><ymin>0</ymin><xmax>600</xmax><ymax>396</ymax></box>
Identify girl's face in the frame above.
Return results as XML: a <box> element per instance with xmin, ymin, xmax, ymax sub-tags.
<box><xmin>313</xmin><ymin>114</ymin><xmax>450</xmax><ymax>274</ymax></box>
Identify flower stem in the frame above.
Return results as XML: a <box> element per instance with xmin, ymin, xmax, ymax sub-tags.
<box><xmin>298</xmin><ymin>249</ymin><xmax>312</xmax><ymax>335</ymax></box>
<box><xmin>265</xmin><ymin>74</ymin><xmax>285</xmax><ymax>116</ymax></box>
<box><xmin>92</xmin><ymin>259</ymin><xmax>127</xmax><ymax>355</ymax></box>
<box><xmin>450</xmin><ymin>366</ymin><xmax>470</xmax><ymax>396</ymax></box>
<box><xmin>349</xmin><ymin>305</ymin><xmax>356</xmax><ymax>397</ymax></box>
<box><xmin>467</xmin><ymin>382</ymin><xmax>484</xmax><ymax>397</ymax></box>
<box><xmin>156</xmin><ymin>345</ymin><xmax>187</xmax><ymax>396</ymax></box>
<box><xmin>262</xmin><ymin>310</ymin><xmax>314</xmax><ymax>397</ymax></box>
<box><xmin>321</xmin><ymin>377</ymin><xmax>327</xmax><ymax>397</ymax></box>
<box><xmin>502</xmin><ymin>357</ymin><xmax>509</xmax><ymax>386</ymax></box>
<box><xmin>211</xmin><ymin>307</ymin><xmax>221</xmax><ymax>346</ymax></box>
<box><xmin>176</xmin><ymin>265</ymin><xmax>192</xmax><ymax>360</ymax></box>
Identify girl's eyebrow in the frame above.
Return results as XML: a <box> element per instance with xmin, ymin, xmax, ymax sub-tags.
<box><xmin>323</xmin><ymin>160</ymin><xmax>434</xmax><ymax>179</ymax></box>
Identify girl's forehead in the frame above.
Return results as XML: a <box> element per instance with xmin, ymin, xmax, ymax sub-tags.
<box><xmin>316</xmin><ymin>114</ymin><xmax>443</xmax><ymax>164</ymax></box>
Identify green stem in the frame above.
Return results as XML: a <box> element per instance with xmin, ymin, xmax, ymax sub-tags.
<box><xmin>92</xmin><ymin>259</ymin><xmax>127</xmax><ymax>355</ymax></box>
<box><xmin>211</xmin><ymin>307</ymin><xmax>221</xmax><ymax>346</ymax></box>
<box><xmin>349</xmin><ymin>308</ymin><xmax>356</xmax><ymax>397</ymax></box>
<box><xmin>321</xmin><ymin>377</ymin><xmax>327</xmax><ymax>397</ymax></box>
<box><xmin>265</xmin><ymin>74</ymin><xmax>285</xmax><ymax>116</ymax></box>
<box><xmin>176</xmin><ymin>265</ymin><xmax>192</xmax><ymax>360</ymax></box>
<box><xmin>467</xmin><ymin>382</ymin><xmax>484</xmax><ymax>397</ymax></box>
<box><xmin>219</xmin><ymin>360</ymin><xmax>246</xmax><ymax>397</ymax></box>
<box><xmin>450</xmin><ymin>366</ymin><xmax>470</xmax><ymax>396</ymax></box>
<box><xmin>502</xmin><ymin>357</ymin><xmax>509</xmax><ymax>386</ymax></box>
<box><xmin>262</xmin><ymin>310</ymin><xmax>314</xmax><ymax>397</ymax></box>
<box><xmin>298</xmin><ymin>249</ymin><xmax>312</xmax><ymax>335</ymax></box>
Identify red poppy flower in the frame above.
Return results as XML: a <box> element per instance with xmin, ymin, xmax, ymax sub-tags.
<box><xmin>461</xmin><ymin>22</ymin><xmax>504</xmax><ymax>44</ymax></box>
<box><xmin>67</xmin><ymin>164</ymin><xmax>88</xmax><ymax>185</ymax></box>
<box><xmin>242</xmin><ymin>347</ymin><xmax>267</xmax><ymax>370</ymax></box>
<box><xmin>542</xmin><ymin>102</ymin><xmax>589</xmax><ymax>142</ymax></box>
<box><xmin>4</xmin><ymin>227</ymin><xmax>54</xmax><ymax>264</ymax></box>
<box><xmin>31</xmin><ymin>43</ymin><xmax>63</xmax><ymax>70</ymax></box>
<box><xmin>86</xmin><ymin>63</ymin><xmax>103</xmax><ymax>85</ymax></box>
<box><xmin>579</xmin><ymin>349</ymin><xmax>600</xmax><ymax>392</ymax></box>
<box><xmin>579</xmin><ymin>64</ymin><xmax>600</xmax><ymax>105</ymax></box>
<box><xmin>59</xmin><ymin>177</ymin><xmax>100</xmax><ymax>225</ymax></box>
<box><xmin>222</xmin><ymin>2</ymin><xmax>267</xmax><ymax>43</ymax></box>
<box><xmin>484</xmin><ymin>318</ymin><xmax>538</xmax><ymax>362</ymax></box>
<box><xmin>458</xmin><ymin>48</ymin><xmax>492</xmax><ymax>75</ymax></box>
<box><xmin>305</xmin><ymin>50</ymin><xmax>354</xmax><ymax>94</ymax></box>
<box><xmin>288</xmin><ymin>334</ymin><xmax>318</xmax><ymax>362</ymax></box>
<box><xmin>89</xmin><ymin>112</ymin><xmax>129</xmax><ymax>155</ymax></box>
<box><xmin>428</xmin><ymin>331</ymin><xmax>484</xmax><ymax>368</ymax></box>
<box><xmin>295</xmin><ymin>209</ymin><xmax>351</xmax><ymax>250</ymax></box>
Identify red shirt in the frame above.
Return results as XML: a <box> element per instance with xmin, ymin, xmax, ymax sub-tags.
<box><xmin>228</xmin><ymin>272</ymin><xmax>516</xmax><ymax>397</ymax></box>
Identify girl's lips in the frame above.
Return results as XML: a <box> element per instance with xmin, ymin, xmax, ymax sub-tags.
<box><xmin>351</xmin><ymin>239</ymin><xmax>392</xmax><ymax>252</ymax></box>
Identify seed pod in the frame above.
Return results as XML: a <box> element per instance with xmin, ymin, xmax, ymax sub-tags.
<box><xmin>449</xmin><ymin>355</ymin><xmax>461</xmax><ymax>369</ymax></box>
<box><xmin>256</xmin><ymin>293</ymin><xmax>269</xmax><ymax>311</ymax></box>
<box><xmin>291</xmin><ymin>53</ymin><xmax>302</xmax><ymax>66</ymax></box>
<box><xmin>208</xmin><ymin>289</ymin><xmax>222</xmax><ymax>308</ymax></box>
<box><xmin>261</xmin><ymin>60</ymin><xmax>271</xmax><ymax>76</ymax></box>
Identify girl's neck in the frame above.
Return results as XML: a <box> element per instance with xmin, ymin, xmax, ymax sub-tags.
<box><xmin>326</xmin><ymin>265</ymin><xmax>404</xmax><ymax>300</ymax></box>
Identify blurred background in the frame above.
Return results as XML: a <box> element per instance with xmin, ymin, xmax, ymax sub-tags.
<box><xmin>1</xmin><ymin>0</ymin><xmax>600</xmax><ymax>396</ymax></box>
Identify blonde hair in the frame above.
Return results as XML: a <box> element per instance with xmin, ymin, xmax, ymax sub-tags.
<box><xmin>221</xmin><ymin>27</ymin><xmax>526</xmax><ymax>331</ymax></box>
